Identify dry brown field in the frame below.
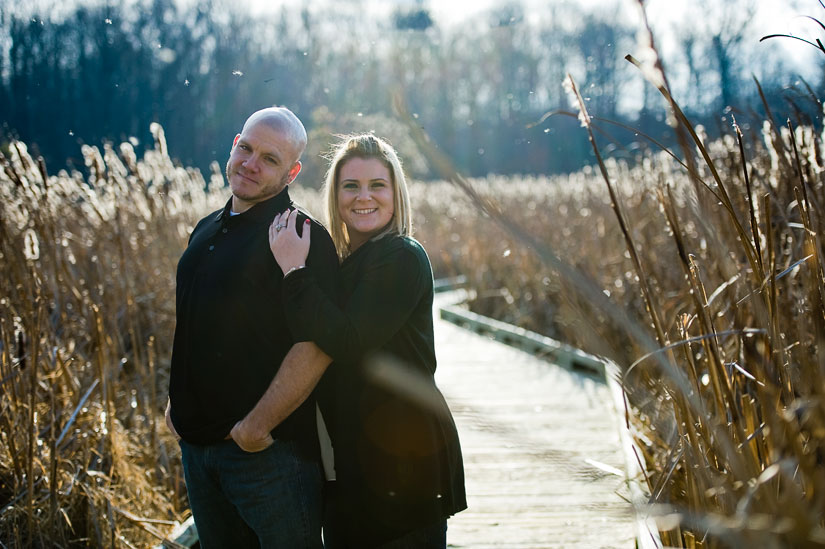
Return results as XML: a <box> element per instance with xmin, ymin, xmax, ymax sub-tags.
<box><xmin>2</xmin><ymin>93</ymin><xmax>825</xmax><ymax>548</ymax></box>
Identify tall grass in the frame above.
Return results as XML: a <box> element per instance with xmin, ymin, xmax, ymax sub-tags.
<box><xmin>404</xmin><ymin>10</ymin><xmax>825</xmax><ymax>547</ymax></box>
<box><xmin>0</xmin><ymin>125</ymin><xmax>226</xmax><ymax>547</ymax></box>
<box><xmin>3</xmin><ymin>25</ymin><xmax>824</xmax><ymax>547</ymax></box>
<box><xmin>411</xmin><ymin>114</ymin><xmax>825</xmax><ymax>546</ymax></box>
<box><xmin>4</xmin><ymin>111</ymin><xmax>824</xmax><ymax>547</ymax></box>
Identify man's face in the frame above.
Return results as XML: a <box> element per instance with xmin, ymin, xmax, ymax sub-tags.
<box><xmin>225</xmin><ymin>120</ymin><xmax>301</xmax><ymax>213</ymax></box>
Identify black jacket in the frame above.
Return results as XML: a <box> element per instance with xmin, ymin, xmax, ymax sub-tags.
<box><xmin>284</xmin><ymin>234</ymin><xmax>467</xmax><ymax>545</ymax></box>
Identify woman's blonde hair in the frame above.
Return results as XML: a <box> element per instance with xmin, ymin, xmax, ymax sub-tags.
<box><xmin>323</xmin><ymin>134</ymin><xmax>413</xmax><ymax>259</ymax></box>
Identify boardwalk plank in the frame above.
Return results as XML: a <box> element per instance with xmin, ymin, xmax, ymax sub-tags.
<box><xmin>434</xmin><ymin>311</ymin><xmax>635</xmax><ymax>548</ymax></box>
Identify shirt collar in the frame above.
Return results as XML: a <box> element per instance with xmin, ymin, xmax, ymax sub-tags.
<box><xmin>215</xmin><ymin>187</ymin><xmax>293</xmax><ymax>225</ymax></box>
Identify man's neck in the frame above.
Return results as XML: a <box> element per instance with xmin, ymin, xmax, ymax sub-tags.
<box><xmin>231</xmin><ymin>195</ymin><xmax>253</xmax><ymax>215</ymax></box>
<box><xmin>231</xmin><ymin>188</ymin><xmax>290</xmax><ymax>215</ymax></box>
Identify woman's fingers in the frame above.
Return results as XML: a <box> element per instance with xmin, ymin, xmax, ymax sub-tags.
<box><xmin>269</xmin><ymin>209</ymin><xmax>311</xmax><ymax>274</ymax></box>
<box><xmin>269</xmin><ymin>215</ymin><xmax>281</xmax><ymax>239</ymax></box>
<box><xmin>302</xmin><ymin>219</ymin><xmax>311</xmax><ymax>244</ymax></box>
<box><xmin>285</xmin><ymin>208</ymin><xmax>297</xmax><ymax>232</ymax></box>
<box><xmin>270</xmin><ymin>210</ymin><xmax>294</xmax><ymax>240</ymax></box>
<box><xmin>270</xmin><ymin>212</ymin><xmax>282</xmax><ymax>238</ymax></box>
<box><xmin>269</xmin><ymin>211</ymin><xmax>285</xmax><ymax>251</ymax></box>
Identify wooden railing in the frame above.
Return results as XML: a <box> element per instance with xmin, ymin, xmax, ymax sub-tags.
<box><xmin>435</xmin><ymin>286</ymin><xmax>662</xmax><ymax>549</ymax></box>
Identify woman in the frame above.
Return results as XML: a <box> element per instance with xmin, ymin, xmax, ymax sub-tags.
<box><xmin>269</xmin><ymin>134</ymin><xmax>466</xmax><ymax>548</ymax></box>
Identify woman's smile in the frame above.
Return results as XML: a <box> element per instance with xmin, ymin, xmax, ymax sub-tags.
<box><xmin>337</xmin><ymin>157</ymin><xmax>395</xmax><ymax>251</ymax></box>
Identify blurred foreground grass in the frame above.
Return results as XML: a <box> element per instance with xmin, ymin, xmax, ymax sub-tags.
<box><xmin>409</xmin><ymin>100</ymin><xmax>825</xmax><ymax>546</ymax></box>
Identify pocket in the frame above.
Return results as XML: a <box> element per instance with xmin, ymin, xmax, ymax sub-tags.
<box><xmin>230</xmin><ymin>433</ymin><xmax>276</xmax><ymax>454</ymax></box>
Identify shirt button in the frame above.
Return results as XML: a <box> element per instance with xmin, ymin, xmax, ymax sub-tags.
<box><xmin>208</xmin><ymin>245</ymin><xmax>215</xmax><ymax>251</ymax></box>
<box><xmin>222</xmin><ymin>228</ymin><xmax>228</xmax><ymax>234</ymax></box>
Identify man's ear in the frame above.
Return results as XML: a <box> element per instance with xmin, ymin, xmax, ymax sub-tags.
<box><xmin>287</xmin><ymin>161</ymin><xmax>302</xmax><ymax>184</ymax></box>
<box><xmin>231</xmin><ymin>133</ymin><xmax>241</xmax><ymax>150</ymax></box>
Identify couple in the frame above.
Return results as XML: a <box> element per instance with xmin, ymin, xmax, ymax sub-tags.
<box><xmin>165</xmin><ymin>106</ymin><xmax>467</xmax><ymax>548</ymax></box>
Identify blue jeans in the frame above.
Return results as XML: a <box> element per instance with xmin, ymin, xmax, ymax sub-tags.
<box><xmin>179</xmin><ymin>438</ymin><xmax>323</xmax><ymax>549</ymax></box>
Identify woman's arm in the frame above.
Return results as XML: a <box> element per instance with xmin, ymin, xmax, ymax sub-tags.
<box><xmin>283</xmin><ymin>238</ymin><xmax>429</xmax><ymax>364</ymax></box>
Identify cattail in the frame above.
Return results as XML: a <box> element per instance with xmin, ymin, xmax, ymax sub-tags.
<box><xmin>149</xmin><ymin>122</ymin><xmax>168</xmax><ymax>157</ymax></box>
<box><xmin>23</xmin><ymin>229</ymin><xmax>40</xmax><ymax>261</ymax></box>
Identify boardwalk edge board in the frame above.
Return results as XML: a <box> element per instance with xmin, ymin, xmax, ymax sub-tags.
<box><xmin>439</xmin><ymin>304</ymin><xmax>605</xmax><ymax>378</ymax></box>
<box><xmin>155</xmin><ymin>516</ymin><xmax>196</xmax><ymax>549</ymax></box>
<box><xmin>437</xmin><ymin>299</ymin><xmax>664</xmax><ymax>549</ymax></box>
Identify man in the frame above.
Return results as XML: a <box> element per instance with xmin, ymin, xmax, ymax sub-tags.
<box><xmin>165</xmin><ymin>106</ymin><xmax>338</xmax><ymax>548</ymax></box>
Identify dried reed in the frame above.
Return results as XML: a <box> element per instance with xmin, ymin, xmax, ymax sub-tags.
<box><xmin>4</xmin><ymin>16</ymin><xmax>824</xmax><ymax>543</ymax></box>
<box><xmin>0</xmin><ymin>128</ymin><xmax>226</xmax><ymax>546</ymax></box>
<box><xmin>402</xmin><ymin>6</ymin><xmax>825</xmax><ymax>545</ymax></box>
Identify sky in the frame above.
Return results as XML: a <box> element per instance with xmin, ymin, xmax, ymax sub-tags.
<box><xmin>25</xmin><ymin>0</ymin><xmax>824</xmax><ymax>65</ymax></box>
<box><xmin>184</xmin><ymin>0</ymin><xmax>820</xmax><ymax>74</ymax></box>
<box><xmin>228</xmin><ymin>0</ymin><xmax>816</xmax><ymax>38</ymax></box>
<box><xmin>20</xmin><ymin>0</ymin><xmax>824</xmax><ymax>83</ymax></box>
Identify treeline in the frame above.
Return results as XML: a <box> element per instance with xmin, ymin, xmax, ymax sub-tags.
<box><xmin>0</xmin><ymin>0</ymin><xmax>819</xmax><ymax>184</ymax></box>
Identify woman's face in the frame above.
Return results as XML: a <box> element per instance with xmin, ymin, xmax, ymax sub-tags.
<box><xmin>337</xmin><ymin>157</ymin><xmax>395</xmax><ymax>251</ymax></box>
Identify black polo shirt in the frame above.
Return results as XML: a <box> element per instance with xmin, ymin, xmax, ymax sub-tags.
<box><xmin>168</xmin><ymin>188</ymin><xmax>339</xmax><ymax>451</ymax></box>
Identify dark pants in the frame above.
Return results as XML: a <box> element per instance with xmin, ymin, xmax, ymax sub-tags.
<box><xmin>180</xmin><ymin>438</ymin><xmax>323</xmax><ymax>549</ymax></box>
<box><xmin>322</xmin><ymin>481</ymin><xmax>447</xmax><ymax>549</ymax></box>
<box><xmin>376</xmin><ymin>520</ymin><xmax>447</xmax><ymax>549</ymax></box>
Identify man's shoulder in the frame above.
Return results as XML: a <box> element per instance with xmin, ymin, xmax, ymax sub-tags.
<box><xmin>291</xmin><ymin>205</ymin><xmax>334</xmax><ymax>245</ymax></box>
<box><xmin>289</xmin><ymin>206</ymin><xmax>337</xmax><ymax>272</ymax></box>
<box><xmin>189</xmin><ymin>209</ymin><xmax>222</xmax><ymax>237</ymax></box>
<box><xmin>291</xmin><ymin>206</ymin><xmax>327</xmax><ymax>232</ymax></box>
<box><xmin>200</xmin><ymin>208</ymin><xmax>223</xmax><ymax>223</ymax></box>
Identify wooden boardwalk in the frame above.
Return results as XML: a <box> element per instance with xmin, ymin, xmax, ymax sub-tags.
<box><xmin>159</xmin><ymin>295</ymin><xmax>638</xmax><ymax>549</ymax></box>
<box><xmin>433</xmin><ymin>299</ymin><xmax>635</xmax><ymax>548</ymax></box>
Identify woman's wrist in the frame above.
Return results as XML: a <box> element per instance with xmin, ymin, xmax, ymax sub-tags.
<box><xmin>283</xmin><ymin>265</ymin><xmax>306</xmax><ymax>278</ymax></box>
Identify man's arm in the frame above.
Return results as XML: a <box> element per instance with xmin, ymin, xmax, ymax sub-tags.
<box><xmin>230</xmin><ymin>341</ymin><xmax>332</xmax><ymax>452</ymax></box>
<box><xmin>165</xmin><ymin>398</ymin><xmax>181</xmax><ymax>440</ymax></box>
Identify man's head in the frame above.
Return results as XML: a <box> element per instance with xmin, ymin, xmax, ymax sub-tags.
<box><xmin>225</xmin><ymin>107</ymin><xmax>307</xmax><ymax>213</ymax></box>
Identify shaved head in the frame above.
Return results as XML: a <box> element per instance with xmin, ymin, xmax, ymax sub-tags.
<box><xmin>225</xmin><ymin>106</ymin><xmax>308</xmax><ymax>213</ymax></box>
<box><xmin>242</xmin><ymin>107</ymin><xmax>307</xmax><ymax>162</ymax></box>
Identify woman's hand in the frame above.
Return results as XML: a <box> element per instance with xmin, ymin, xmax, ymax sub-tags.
<box><xmin>269</xmin><ymin>209</ymin><xmax>311</xmax><ymax>274</ymax></box>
